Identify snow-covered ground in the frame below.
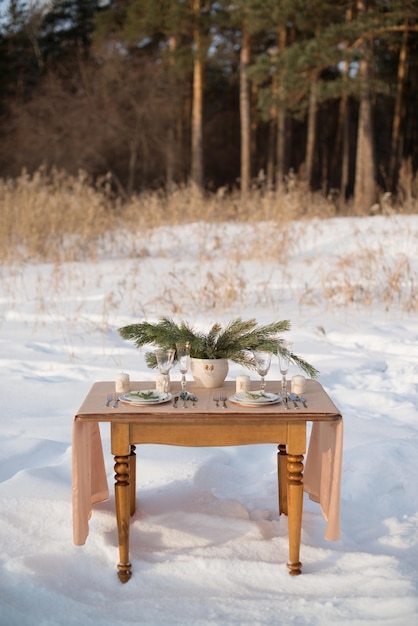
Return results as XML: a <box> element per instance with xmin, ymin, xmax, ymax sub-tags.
<box><xmin>1</xmin><ymin>215</ymin><xmax>417</xmax><ymax>625</ymax></box>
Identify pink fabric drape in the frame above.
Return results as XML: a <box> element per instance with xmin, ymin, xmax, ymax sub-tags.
<box><xmin>72</xmin><ymin>418</ymin><xmax>343</xmax><ymax>544</ymax></box>
<box><xmin>304</xmin><ymin>419</ymin><xmax>343</xmax><ymax>540</ymax></box>
<box><xmin>72</xmin><ymin>420</ymin><xmax>109</xmax><ymax>546</ymax></box>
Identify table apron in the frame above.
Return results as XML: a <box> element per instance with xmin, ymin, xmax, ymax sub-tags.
<box><xmin>110</xmin><ymin>421</ymin><xmax>306</xmax><ymax>454</ymax></box>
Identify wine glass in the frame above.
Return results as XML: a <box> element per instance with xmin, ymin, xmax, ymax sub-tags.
<box><xmin>278</xmin><ymin>341</ymin><xmax>292</xmax><ymax>398</ymax></box>
<box><xmin>253</xmin><ymin>350</ymin><xmax>272</xmax><ymax>391</ymax></box>
<box><xmin>176</xmin><ymin>342</ymin><xmax>191</xmax><ymax>391</ymax></box>
<box><xmin>155</xmin><ymin>348</ymin><xmax>175</xmax><ymax>392</ymax></box>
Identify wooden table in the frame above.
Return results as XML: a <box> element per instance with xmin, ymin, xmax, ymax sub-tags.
<box><xmin>73</xmin><ymin>379</ymin><xmax>342</xmax><ymax>583</ymax></box>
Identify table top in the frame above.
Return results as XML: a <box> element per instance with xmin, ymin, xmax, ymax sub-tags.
<box><xmin>74</xmin><ymin>379</ymin><xmax>341</xmax><ymax>424</ymax></box>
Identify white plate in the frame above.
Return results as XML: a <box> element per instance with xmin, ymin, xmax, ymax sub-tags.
<box><xmin>229</xmin><ymin>391</ymin><xmax>282</xmax><ymax>407</ymax></box>
<box><xmin>119</xmin><ymin>390</ymin><xmax>172</xmax><ymax>405</ymax></box>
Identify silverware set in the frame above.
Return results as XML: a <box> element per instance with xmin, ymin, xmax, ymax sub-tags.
<box><xmin>299</xmin><ymin>395</ymin><xmax>308</xmax><ymax>408</ymax></box>
<box><xmin>105</xmin><ymin>394</ymin><xmax>113</xmax><ymax>407</ymax></box>
<box><xmin>213</xmin><ymin>395</ymin><xmax>228</xmax><ymax>408</ymax></box>
<box><xmin>105</xmin><ymin>393</ymin><xmax>120</xmax><ymax>408</ymax></box>
<box><xmin>173</xmin><ymin>391</ymin><xmax>198</xmax><ymax>408</ymax></box>
<box><xmin>284</xmin><ymin>393</ymin><xmax>308</xmax><ymax>409</ymax></box>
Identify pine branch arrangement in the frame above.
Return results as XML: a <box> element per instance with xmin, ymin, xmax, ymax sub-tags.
<box><xmin>119</xmin><ymin>317</ymin><xmax>319</xmax><ymax>378</ymax></box>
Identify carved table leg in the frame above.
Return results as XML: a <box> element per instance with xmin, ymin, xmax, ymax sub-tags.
<box><xmin>277</xmin><ymin>444</ymin><xmax>288</xmax><ymax>516</ymax></box>
<box><xmin>114</xmin><ymin>455</ymin><xmax>132</xmax><ymax>583</ymax></box>
<box><xmin>129</xmin><ymin>445</ymin><xmax>136</xmax><ymax>516</ymax></box>
<box><xmin>286</xmin><ymin>453</ymin><xmax>304</xmax><ymax>576</ymax></box>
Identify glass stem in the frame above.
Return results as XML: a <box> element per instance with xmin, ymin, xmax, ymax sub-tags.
<box><xmin>282</xmin><ymin>376</ymin><xmax>287</xmax><ymax>397</ymax></box>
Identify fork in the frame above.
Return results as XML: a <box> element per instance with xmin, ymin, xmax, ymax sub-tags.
<box><xmin>299</xmin><ymin>395</ymin><xmax>308</xmax><ymax>408</ymax></box>
<box><xmin>213</xmin><ymin>396</ymin><xmax>220</xmax><ymax>408</ymax></box>
<box><xmin>113</xmin><ymin>394</ymin><xmax>120</xmax><ymax>408</ymax></box>
<box><xmin>105</xmin><ymin>393</ymin><xmax>113</xmax><ymax>407</ymax></box>
<box><xmin>220</xmin><ymin>395</ymin><xmax>228</xmax><ymax>408</ymax></box>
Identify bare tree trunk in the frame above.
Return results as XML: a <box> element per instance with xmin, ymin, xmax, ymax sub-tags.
<box><xmin>182</xmin><ymin>89</ymin><xmax>191</xmax><ymax>181</ymax></box>
<box><xmin>191</xmin><ymin>0</ymin><xmax>204</xmax><ymax>188</ymax></box>
<box><xmin>354</xmin><ymin>1</ymin><xmax>376</xmax><ymax>211</ymax></box>
<box><xmin>166</xmin><ymin>36</ymin><xmax>177</xmax><ymax>190</ymax></box>
<box><xmin>276</xmin><ymin>107</ymin><xmax>286</xmax><ymax>191</ymax></box>
<box><xmin>276</xmin><ymin>26</ymin><xmax>286</xmax><ymax>191</ymax></box>
<box><xmin>268</xmin><ymin>71</ymin><xmax>286</xmax><ymax>193</ymax></box>
<box><xmin>334</xmin><ymin>4</ymin><xmax>353</xmax><ymax>200</ymax></box>
<box><xmin>251</xmin><ymin>82</ymin><xmax>258</xmax><ymax>178</ymax></box>
<box><xmin>305</xmin><ymin>74</ymin><xmax>318</xmax><ymax>187</ymax></box>
<box><xmin>341</xmin><ymin>65</ymin><xmax>350</xmax><ymax>199</ymax></box>
<box><xmin>240</xmin><ymin>17</ymin><xmax>251</xmax><ymax>195</ymax></box>
<box><xmin>354</xmin><ymin>56</ymin><xmax>376</xmax><ymax>210</ymax></box>
<box><xmin>390</xmin><ymin>21</ymin><xmax>408</xmax><ymax>188</ymax></box>
<box><xmin>266</xmin><ymin>112</ymin><xmax>276</xmax><ymax>190</ymax></box>
<box><xmin>334</xmin><ymin>58</ymin><xmax>350</xmax><ymax>200</ymax></box>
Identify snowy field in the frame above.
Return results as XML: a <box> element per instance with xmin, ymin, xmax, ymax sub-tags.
<box><xmin>0</xmin><ymin>215</ymin><xmax>417</xmax><ymax>625</ymax></box>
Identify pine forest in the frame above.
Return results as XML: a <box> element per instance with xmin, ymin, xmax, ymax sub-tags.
<box><xmin>1</xmin><ymin>0</ymin><xmax>418</xmax><ymax>214</ymax></box>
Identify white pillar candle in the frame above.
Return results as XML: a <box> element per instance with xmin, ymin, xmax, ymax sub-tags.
<box><xmin>291</xmin><ymin>375</ymin><xmax>306</xmax><ymax>395</ymax></box>
<box><xmin>236</xmin><ymin>374</ymin><xmax>251</xmax><ymax>393</ymax></box>
<box><xmin>115</xmin><ymin>372</ymin><xmax>130</xmax><ymax>394</ymax></box>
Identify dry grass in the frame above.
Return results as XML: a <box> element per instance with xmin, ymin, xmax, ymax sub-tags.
<box><xmin>0</xmin><ymin>167</ymin><xmax>351</xmax><ymax>265</ymax></box>
<box><xmin>0</xmin><ymin>167</ymin><xmax>417</xmax><ymax>318</ymax></box>
<box><xmin>0</xmin><ymin>167</ymin><xmax>115</xmax><ymax>263</ymax></box>
<box><xmin>322</xmin><ymin>249</ymin><xmax>418</xmax><ymax>312</ymax></box>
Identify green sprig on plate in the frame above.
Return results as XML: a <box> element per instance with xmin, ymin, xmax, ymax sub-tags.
<box><xmin>245</xmin><ymin>391</ymin><xmax>269</xmax><ymax>400</ymax></box>
<box><xmin>130</xmin><ymin>390</ymin><xmax>160</xmax><ymax>400</ymax></box>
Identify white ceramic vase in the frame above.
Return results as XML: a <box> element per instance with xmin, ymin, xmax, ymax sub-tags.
<box><xmin>190</xmin><ymin>358</ymin><xmax>229</xmax><ymax>389</ymax></box>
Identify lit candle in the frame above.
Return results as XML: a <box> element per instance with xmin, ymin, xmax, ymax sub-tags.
<box><xmin>115</xmin><ymin>372</ymin><xmax>130</xmax><ymax>394</ymax></box>
<box><xmin>291</xmin><ymin>375</ymin><xmax>306</xmax><ymax>395</ymax></box>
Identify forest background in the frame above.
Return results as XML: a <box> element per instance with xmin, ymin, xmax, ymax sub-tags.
<box><xmin>0</xmin><ymin>0</ymin><xmax>418</xmax><ymax>230</ymax></box>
